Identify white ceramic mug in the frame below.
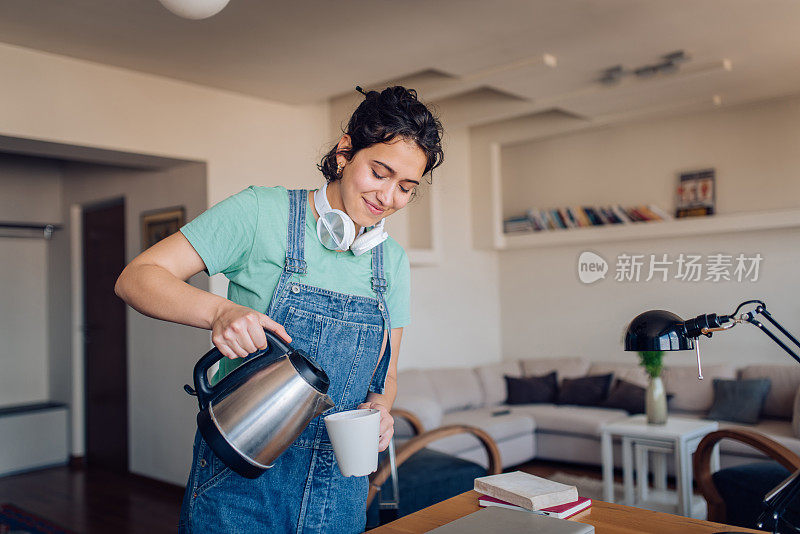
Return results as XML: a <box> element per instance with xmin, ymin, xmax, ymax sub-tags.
<box><xmin>323</xmin><ymin>408</ymin><xmax>381</xmax><ymax>477</ymax></box>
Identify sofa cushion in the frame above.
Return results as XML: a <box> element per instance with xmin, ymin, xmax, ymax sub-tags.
<box><xmin>715</xmin><ymin>418</ymin><xmax>800</xmax><ymax>460</ymax></box>
<box><xmin>519</xmin><ymin>357</ymin><xmax>590</xmax><ymax>382</ymax></box>
<box><xmin>426</xmin><ymin>368</ymin><xmax>485</xmax><ymax>413</ymax></box>
<box><xmin>510</xmin><ymin>404</ymin><xmax>629</xmax><ymax>436</ymax></box>
<box><xmin>662</xmin><ymin>364</ymin><xmax>736</xmax><ymax>413</ymax></box>
<box><xmin>600</xmin><ymin>379</ymin><xmax>675</xmax><ymax>415</ymax></box>
<box><xmin>588</xmin><ymin>362</ymin><xmax>650</xmax><ymax>388</ymax></box>
<box><xmin>505</xmin><ymin>372</ymin><xmax>558</xmax><ymax>405</ymax></box>
<box><xmin>396</xmin><ymin>369</ymin><xmax>437</xmax><ymax>401</ymax></box>
<box><xmin>431</xmin><ymin>408</ymin><xmax>536</xmax><ymax>454</ymax></box>
<box><xmin>557</xmin><ymin>374</ymin><xmax>614</xmax><ymax>407</ymax></box>
<box><xmin>393</xmin><ymin>394</ymin><xmax>443</xmax><ymax>433</ymax></box>
<box><xmin>740</xmin><ymin>365</ymin><xmax>800</xmax><ymax>419</ymax></box>
<box><xmin>475</xmin><ymin>361</ymin><xmax>523</xmax><ymax>406</ymax></box>
<box><xmin>707</xmin><ymin>378</ymin><xmax>772</xmax><ymax>424</ymax></box>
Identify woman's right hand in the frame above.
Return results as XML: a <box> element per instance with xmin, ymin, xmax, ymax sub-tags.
<box><xmin>211</xmin><ymin>302</ymin><xmax>292</xmax><ymax>359</ymax></box>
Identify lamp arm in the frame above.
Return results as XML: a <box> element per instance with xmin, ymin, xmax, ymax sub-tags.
<box><xmin>729</xmin><ymin>301</ymin><xmax>800</xmax><ymax>533</ymax></box>
<box><xmin>740</xmin><ymin>303</ymin><xmax>800</xmax><ymax>366</ymax></box>
<box><xmin>757</xmin><ymin>468</ymin><xmax>800</xmax><ymax>533</ymax></box>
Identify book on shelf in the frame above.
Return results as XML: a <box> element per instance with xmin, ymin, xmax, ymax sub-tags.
<box><xmin>503</xmin><ymin>216</ymin><xmax>534</xmax><ymax>234</ymax></box>
<box><xmin>478</xmin><ymin>495</ymin><xmax>592</xmax><ymax>519</ymax></box>
<box><xmin>612</xmin><ymin>205</ymin><xmax>633</xmax><ymax>224</ymax></box>
<box><xmin>582</xmin><ymin>207</ymin><xmax>603</xmax><ymax>226</ymax></box>
<box><xmin>572</xmin><ymin>206</ymin><xmax>590</xmax><ymax>227</ymax></box>
<box><xmin>551</xmin><ymin>209</ymin><xmax>567</xmax><ymax>229</ymax></box>
<box><xmin>473</xmin><ymin>471</ymin><xmax>578</xmax><ymax>511</ymax></box>
<box><xmin>503</xmin><ymin>203</ymin><xmax>672</xmax><ymax>234</ymax></box>
<box><xmin>648</xmin><ymin>204</ymin><xmax>674</xmax><ymax>221</ymax></box>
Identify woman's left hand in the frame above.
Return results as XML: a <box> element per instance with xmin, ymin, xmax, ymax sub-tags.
<box><xmin>357</xmin><ymin>401</ymin><xmax>393</xmax><ymax>452</ymax></box>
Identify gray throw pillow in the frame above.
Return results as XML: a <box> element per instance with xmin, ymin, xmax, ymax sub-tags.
<box><xmin>707</xmin><ymin>378</ymin><xmax>772</xmax><ymax>424</ymax></box>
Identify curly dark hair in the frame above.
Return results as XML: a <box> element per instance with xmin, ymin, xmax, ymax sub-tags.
<box><xmin>318</xmin><ymin>86</ymin><xmax>444</xmax><ymax>186</ymax></box>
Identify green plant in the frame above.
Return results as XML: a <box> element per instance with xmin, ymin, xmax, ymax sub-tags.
<box><xmin>638</xmin><ymin>350</ymin><xmax>665</xmax><ymax>378</ymax></box>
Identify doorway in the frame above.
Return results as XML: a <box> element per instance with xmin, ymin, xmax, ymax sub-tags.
<box><xmin>82</xmin><ymin>198</ymin><xmax>129</xmax><ymax>472</ymax></box>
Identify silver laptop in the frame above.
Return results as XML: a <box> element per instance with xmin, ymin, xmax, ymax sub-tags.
<box><xmin>426</xmin><ymin>506</ymin><xmax>595</xmax><ymax>533</ymax></box>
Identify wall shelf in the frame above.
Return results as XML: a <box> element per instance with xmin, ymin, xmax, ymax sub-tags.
<box><xmin>496</xmin><ymin>208</ymin><xmax>800</xmax><ymax>250</ymax></box>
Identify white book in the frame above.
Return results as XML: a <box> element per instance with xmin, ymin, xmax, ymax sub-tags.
<box><xmin>473</xmin><ymin>471</ymin><xmax>578</xmax><ymax>511</ymax></box>
<box><xmin>612</xmin><ymin>205</ymin><xmax>633</xmax><ymax>224</ymax></box>
<box><xmin>648</xmin><ymin>204</ymin><xmax>674</xmax><ymax>220</ymax></box>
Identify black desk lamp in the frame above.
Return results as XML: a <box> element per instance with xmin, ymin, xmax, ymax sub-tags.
<box><xmin>624</xmin><ymin>300</ymin><xmax>800</xmax><ymax>533</ymax></box>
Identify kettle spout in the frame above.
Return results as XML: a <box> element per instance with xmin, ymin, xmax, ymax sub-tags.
<box><xmin>316</xmin><ymin>394</ymin><xmax>335</xmax><ymax>415</ymax></box>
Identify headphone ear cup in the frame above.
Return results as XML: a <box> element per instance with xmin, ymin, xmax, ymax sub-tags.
<box><xmin>317</xmin><ymin>209</ymin><xmax>356</xmax><ymax>251</ymax></box>
<box><xmin>350</xmin><ymin>226</ymin><xmax>388</xmax><ymax>256</ymax></box>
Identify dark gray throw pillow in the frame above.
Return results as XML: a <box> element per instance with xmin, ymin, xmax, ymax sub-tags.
<box><xmin>504</xmin><ymin>372</ymin><xmax>558</xmax><ymax>405</ymax></box>
<box><xmin>707</xmin><ymin>378</ymin><xmax>772</xmax><ymax>424</ymax></box>
<box><xmin>557</xmin><ymin>373</ymin><xmax>614</xmax><ymax>406</ymax></box>
<box><xmin>601</xmin><ymin>379</ymin><xmax>675</xmax><ymax>414</ymax></box>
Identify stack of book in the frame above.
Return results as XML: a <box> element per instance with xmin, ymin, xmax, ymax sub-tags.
<box><xmin>474</xmin><ymin>471</ymin><xmax>592</xmax><ymax>519</ymax></box>
<box><xmin>503</xmin><ymin>204</ymin><xmax>673</xmax><ymax>234</ymax></box>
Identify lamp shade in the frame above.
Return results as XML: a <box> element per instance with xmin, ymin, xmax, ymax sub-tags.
<box><xmin>158</xmin><ymin>0</ymin><xmax>231</xmax><ymax>19</ymax></box>
<box><xmin>624</xmin><ymin>310</ymin><xmax>694</xmax><ymax>351</ymax></box>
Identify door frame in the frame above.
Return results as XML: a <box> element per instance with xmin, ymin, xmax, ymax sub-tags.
<box><xmin>69</xmin><ymin>197</ymin><xmax>129</xmax><ymax>467</ymax></box>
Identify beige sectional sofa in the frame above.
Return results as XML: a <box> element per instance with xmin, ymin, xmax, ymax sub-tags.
<box><xmin>393</xmin><ymin>358</ymin><xmax>800</xmax><ymax>473</ymax></box>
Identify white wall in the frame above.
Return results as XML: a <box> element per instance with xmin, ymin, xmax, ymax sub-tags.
<box><xmin>0</xmin><ymin>154</ymin><xmax>62</xmax><ymax>406</ymax></box>
<box><xmin>496</xmin><ymin>94</ymin><xmax>800</xmax><ymax>369</ymax></box>
<box><xmin>403</xmin><ymin>126</ymin><xmax>502</xmax><ymax>370</ymax></box>
<box><xmin>0</xmin><ymin>42</ymin><xmax>328</xmax><ymax>485</ymax></box>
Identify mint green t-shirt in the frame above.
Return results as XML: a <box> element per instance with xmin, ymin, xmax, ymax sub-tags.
<box><xmin>180</xmin><ymin>186</ymin><xmax>410</xmax><ymax>376</ymax></box>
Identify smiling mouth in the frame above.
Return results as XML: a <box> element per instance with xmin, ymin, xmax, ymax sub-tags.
<box><xmin>363</xmin><ymin>198</ymin><xmax>385</xmax><ymax>215</ymax></box>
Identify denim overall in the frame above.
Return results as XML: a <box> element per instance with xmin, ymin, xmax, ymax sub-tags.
<box><xmin>179</xmin><ymin>189</ymin><xmax>392</xmax><ymax>533</ymax></box>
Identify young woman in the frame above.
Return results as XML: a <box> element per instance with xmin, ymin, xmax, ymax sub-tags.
<box><xmin>114</xmin><ymin>86</ymin><xmax>443</xmax><ymax>533</ymax></box>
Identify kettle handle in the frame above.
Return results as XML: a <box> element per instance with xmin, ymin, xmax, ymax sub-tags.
<box><xmin>192</xmin><ymin>329</ymin><xmax>292</xmax><ymax>411</ymax></box>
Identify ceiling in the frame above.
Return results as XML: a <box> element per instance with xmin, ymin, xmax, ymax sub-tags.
<box><xmin>2</xmin><ymin>0</ymin><xmax>800</xmax><ymax>125</ymax></box>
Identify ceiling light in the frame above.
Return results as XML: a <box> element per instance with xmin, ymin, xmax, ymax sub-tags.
<box><xmin>158</xmin><ymin>0</ymin><xmax>231</xmax><ymax>20</ymax></box>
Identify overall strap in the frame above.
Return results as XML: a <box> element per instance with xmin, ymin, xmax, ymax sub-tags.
<box><xmin>369</xmin><ymin>241</ymin><xmax>393</xmax><ymax>394</ymax></box>
<box><xmin>267</xmin><ymin>189</ymin><xmax>307</xmax><ymax>318</ymax></box>
<box><xmin>285</xmin><ymin>189</ymin><xmax>308</xmax><ymax>274</ymax></box>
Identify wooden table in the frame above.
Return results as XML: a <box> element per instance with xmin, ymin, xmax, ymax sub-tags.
<box><xmin>368</xmin><ymin>491</ymin><xmax>762</xmax><ymax>533</ymax></box>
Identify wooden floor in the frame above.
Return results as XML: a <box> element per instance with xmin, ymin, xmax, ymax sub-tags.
<box><xmin>0</xmin><ymin>465</ymin><xmax>184</xmax><ymax>534</ymax></box>
<box><xmin>0</xmin><ymin>459</ymin><xmax>638</xmax><ymax>533</ymax></box>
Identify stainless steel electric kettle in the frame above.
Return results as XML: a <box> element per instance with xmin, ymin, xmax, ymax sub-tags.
<box><xmin>185</xmin><ymin>329</ymin><xmax>335</xmax><ymax>478</ymax></box>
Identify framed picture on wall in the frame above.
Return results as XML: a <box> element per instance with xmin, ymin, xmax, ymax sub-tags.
<box><xmin>141</xmin><ymin>206</ymin><xmax>185</xmax><ymax>250</ymax></box>
<box><xmin>675</xmin><ymin>168</ymin><xmax>715</xmax><ymax>218</ymax></box>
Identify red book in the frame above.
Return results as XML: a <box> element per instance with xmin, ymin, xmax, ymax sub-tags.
<box><xmin>478</xmin><ymin>495</ymin><xmax>591</xmax><ymax>519</ymax></box>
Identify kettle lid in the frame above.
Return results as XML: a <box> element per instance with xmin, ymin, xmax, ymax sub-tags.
<box><xmin>288</xmin><ymin>349</ymin><xmax>330</xmax><ymax>394</ymax></box>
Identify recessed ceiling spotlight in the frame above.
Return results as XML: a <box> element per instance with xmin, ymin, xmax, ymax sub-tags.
<box><xmin>712</xmin><ymin>94</ymin><xmax>723</xmax><ymax>106</ymax></box>
<box><xmin>599</xmin><ymin>65</ymin><xmax>624</xmax><ymax>85</ymax></box>
<box><xmin>633</xmin><ymin>64</ymin><xmax>660</xmax><ymax>78</ymax></box>
<box><xmin>662</xmin><ymin>50</ymin><xmax>689</xmax><ymax>64</ymax></box>
<box><xmin>158</xmin><ymin>0</ymin><xmax>231</xmax><ymax>20</ymax></box>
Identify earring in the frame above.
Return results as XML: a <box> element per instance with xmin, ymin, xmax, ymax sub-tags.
<box><xmin>336</xmin><ymin>162</ymin><xmax>344</xmax><ymax>177</ymax></box>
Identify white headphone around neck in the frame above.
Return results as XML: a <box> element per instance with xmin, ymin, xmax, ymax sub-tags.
<box><xmin>314</xmin><ymin>182</ymin><xmax>388</xmax><ymax>256</ymax></box>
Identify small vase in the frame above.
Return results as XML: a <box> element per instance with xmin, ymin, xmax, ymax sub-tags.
<box><xmin>646</xmin><ymin>376</ymin><xmax>668</xmax><ymax>425</ymax></box>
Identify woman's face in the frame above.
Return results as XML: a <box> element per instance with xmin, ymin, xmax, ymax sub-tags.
<box><xmin>335</xmin><ymin>135</ymin><xmax>427</xmax><ymax>229</ymax></box>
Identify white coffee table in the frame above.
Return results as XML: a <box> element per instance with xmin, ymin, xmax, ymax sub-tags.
<box><xmin>600</xmin><ymin>415</ymin><xmax>719</xmax><ymax>519</ymax></box>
